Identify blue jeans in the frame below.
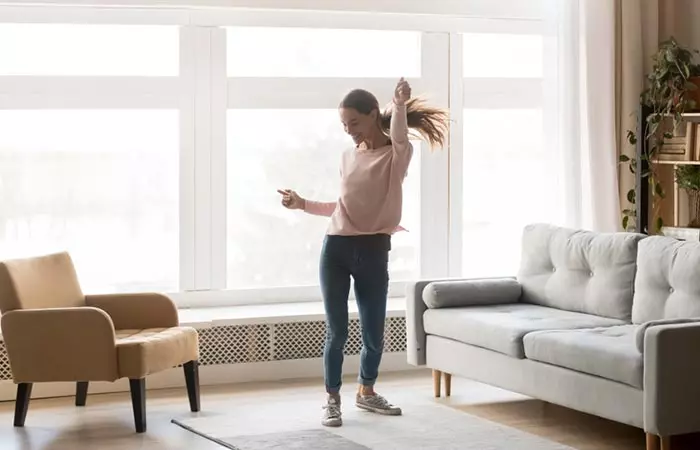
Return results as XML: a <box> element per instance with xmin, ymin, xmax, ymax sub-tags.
<box><xmin>320</xmin><ymin>234</ymin><xmax>390</xmax><ymax>394</ymax></box>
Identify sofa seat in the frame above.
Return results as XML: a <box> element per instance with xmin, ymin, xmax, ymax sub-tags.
<box><xmin>523</xmin><ymin>324</ymin><xmax>642</xmax><ymax>388</ymax></box>
<box><xmin>423</xmin><ymin>303</ymin><xmax>625</xmax><ymax>358</ymax></box>
<box><xmin>116</xmin><ymin>327</ymin><xmax>199</xmax><ymax>379</ymax></box>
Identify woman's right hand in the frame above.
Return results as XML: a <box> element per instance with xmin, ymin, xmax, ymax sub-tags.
<box><xmin>277</xmin><ymin>189</ymin><xmax>305</xmax><ymax>210</ymax></box>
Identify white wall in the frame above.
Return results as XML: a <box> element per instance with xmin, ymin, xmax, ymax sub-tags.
<box><xmin>672</xmin><ymin>0</ymin><xmax>700</xmax><ymax>51</ymax></box>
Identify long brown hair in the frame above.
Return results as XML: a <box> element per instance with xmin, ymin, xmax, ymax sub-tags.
<box><xmin>340</xmin><ymin>89</ymin><xmax>449</xmax><ymax>150</ymax></box>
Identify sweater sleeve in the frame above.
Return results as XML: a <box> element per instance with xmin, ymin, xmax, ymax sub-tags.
<box><xmin>303</xmin><ymin>200</ymin><xmax>336</xmax><ymax>217</ymax></box>
<box><xmin>390</xmin><ymin>102</ymin><xmax>412</xmax><ymax>157</ymax></box>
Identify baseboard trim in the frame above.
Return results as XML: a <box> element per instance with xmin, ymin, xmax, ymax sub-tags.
<box><xmin>0</xmin><ymin>353</ymin><xmax>416</xmax><ymax>402</ymax></box>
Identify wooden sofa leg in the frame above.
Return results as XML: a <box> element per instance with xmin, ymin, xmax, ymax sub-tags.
<box><xmin>646</xmin><ymin>433</ymin><xmax>659</xmax><ymax>450</ymax></box>
<box><xmin>129</xmin><ymin>378</ymin><xmax>146</xmax><ymax>433</ymax></box>
<box><xmin>76</xmin><ymin>381</ymin><xmax>89</xmax><ymax>407</ymax></box>
<box><xmin>433</xmin><ymin>369</ymin><xmax>442</xmax><ymax>397</ymax></box>
<box><xmin>14</xmin><ymin>383</ymin><xmax>32</xmax><ymax>427</ymax></box>
<box><xmin>444</xmin><ymin>373</ymin><xmax>452</xmax><ymax>397</ymax></box>
<box><xmin>183</xmin><ymin>360</ymin><xmax>201</xmax><ymax>412</ymax></box>
<box><xmin>660</xmin><ymin>436</ymin><xmax>671</xmax><ymax>450</ymax></box>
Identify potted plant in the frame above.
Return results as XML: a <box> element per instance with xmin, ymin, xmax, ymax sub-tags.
<box><xmin>675</xmin><ymin>165</ymin><xmax>700</xmax><ymax>228</ymax></box>
<box><xmin>620</xmin><ymin>37</ymin><xmax>700</xmax><ymax>232</ymax></box>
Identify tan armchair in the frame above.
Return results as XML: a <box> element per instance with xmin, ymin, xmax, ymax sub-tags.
<box><xmin>0</xmin><ymin>252</ymin><xmax>200</xmax><ymax>433</ymax></box>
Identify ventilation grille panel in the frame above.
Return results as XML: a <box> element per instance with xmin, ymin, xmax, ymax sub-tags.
<box><xmin>0</xmin><ymin>317</ymin><xmax>407</xmax><ymax>380</ymax></box>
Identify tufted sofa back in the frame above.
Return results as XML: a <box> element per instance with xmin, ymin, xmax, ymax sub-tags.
<box><xmin>632</xmin><ymin>235</ymin><xmax>700</xmax><ymax>323</ymax></box>
<box><xmin>516</xmin><ymin>223</ymin><xmax>647</xmax><ymax>321</ymax></box>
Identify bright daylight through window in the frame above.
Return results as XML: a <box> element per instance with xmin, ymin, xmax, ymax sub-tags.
<box><xmin>0</xmin><ymin>5</ymin><xmax>557</xmax><ymax>306</ymax></box>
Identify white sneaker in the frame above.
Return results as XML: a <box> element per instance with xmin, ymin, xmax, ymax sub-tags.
<box><xmin>322</xmin><ymin>395</ymin><xmax>342</xmax><ymax>427</ymax></box>
<box><xmin>355</xmin><ymin>393</ymin><xmax>402</xmax><ymax>416</ymax></box>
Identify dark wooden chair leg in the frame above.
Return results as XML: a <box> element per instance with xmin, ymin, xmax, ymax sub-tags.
<box><xmin>76</xmin><ymin>381</ymin><xmax>89</xmax><ymax>407</ymax></box>
<box><xmin>184</xmin><ymin>360</ymin><xmax>200</xmax><ymax>412</ymax></box>
<box><xmin>129</xmin><ymin>378</ymin><xmax>146</xmax><ymax>433</ymax></box>
<box><xmin>14</xmin><ymin>383</ymin><xmax>32</xmax><ymax>427</ymax></box>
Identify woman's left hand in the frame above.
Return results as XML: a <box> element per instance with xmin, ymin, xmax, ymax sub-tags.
<box><xmin>394</xmin><ymin>77</ymin><xmax>411</xmax><ymax>106</ymax></box>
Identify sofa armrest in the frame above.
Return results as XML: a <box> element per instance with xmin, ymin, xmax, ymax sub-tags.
<box><xmin>406</xmin><ymin>279</ymin><xmax>449</xmax><ymax>366</ymax></box>
<box><xmin>644</xmin><ymin>322</ymin><xmax>700</xmax><ymax>436</ymax></box>
<box><xmin>85</xmin><ymin>293</ymin><xmax>179</xmax><ymax>330</ymax></box>
<box><xmin>635</xmin><ymin>317</ymin><xmax>700</xmax><ymax>353</ymax></box>
<box><xmin>422</xmin><ymin>277</ymin><xmax>521</xmax><ymax>309</ymax></box>
<box><xmin>1</xmin><ymin>307</ymin><xmax>118</xmax><ymax>383</ymax></box>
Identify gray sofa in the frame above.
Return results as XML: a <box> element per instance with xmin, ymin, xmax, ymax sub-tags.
<box><xmin>407</xmin><ymin>223</ymin><xmax>700</xmax><ymax>450</ymax></box>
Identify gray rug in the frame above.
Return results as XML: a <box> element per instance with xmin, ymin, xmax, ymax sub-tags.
<box><xmin>171</xmin><ymin>399</ymin><xmax>575</xmax><ymax>450</ymax></box>
<box><xmin>171</xmin><ymin>423</ymin><xmax>369</xmax><ymax>450</ymax></box>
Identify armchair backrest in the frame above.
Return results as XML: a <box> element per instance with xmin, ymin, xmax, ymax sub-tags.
<box><xmin>0</xmin><ymin>252</ymin><xmax>85</xmax><ymax>313</ymax></box>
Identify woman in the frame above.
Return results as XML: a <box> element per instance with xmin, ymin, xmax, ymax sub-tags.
<box><xmin>277</xmin><ymin>78</ymin><xmax>448</xmax><ymax>427</ymax></box>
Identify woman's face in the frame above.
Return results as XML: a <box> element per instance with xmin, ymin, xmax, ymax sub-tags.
<box><xmin>339</xmin><ymin>107</ymin><xmax>378</xmax><ymax>145</ymax></box>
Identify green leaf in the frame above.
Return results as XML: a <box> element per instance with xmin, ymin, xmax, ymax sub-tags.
<box><xmin>619</xmin><ymin>154</ymin><xmax>630</xmax><ymax>162</ymax></box>
<box><xmin>627</xmin><ymin>189</ymin><xmax>636</xmax><ymax>204</ymax></box>
<box><xmin>655</xmin><ymin>182</ymin><xmax>665</xmax><ymax>198</ymax></box>
<box><xmin>622</xmin><ymin>215</ymin><xmax>629</xmax><ymax>230</ymax></box>
<box><xmin>656</xmin><ymin>216</ymin><xmax>664</xmax><ymax>232</ymax></box>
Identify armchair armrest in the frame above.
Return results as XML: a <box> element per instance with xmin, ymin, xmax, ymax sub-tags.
<box><xmin>643</xmin><ymin>322</ymin><xmax>700</xmax><ymax>436</ymax></box>
<box><xmin>1</xmin><ymin>307</ymin><xmax>118</xmax><ymax>383</ymax></box>
<box><xmin>422</xmin><ymin>277</ymin><xmax>521</xmax><ymax>309</ymax></box>
<box><xmin>85</xmin><ymin>293</ymin><xmax>179</xmax><ymax>330</ymax></box>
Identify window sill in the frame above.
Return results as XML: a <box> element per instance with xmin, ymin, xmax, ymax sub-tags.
<box><xmin>177</xmin><ymin>297</ymin><xmax>407</xmax><ymax>329</ymax></box>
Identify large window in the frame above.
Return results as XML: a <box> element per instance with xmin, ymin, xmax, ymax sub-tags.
<box><xmin>0</xmin><ymin>23</ymin><xmax>180</xmax><ymax>294</ymax></box>
<box><xmin>0</xmin><ymin>24</ymin><xmax>178</xmax><ymax>76</ymax></box>
<box><xmin>226</xmin><ymin>27</ymin><xmax>421</xmax><ymax>78</ymax></box>
<box><xmin>0</xmin><ymin>4</ymin><xmax>559</xmax><ymax>306</ymax></box>
<box><xmin>225</xmin><ymin>26</ymin><xmax>424</xmax><ymax>294</ymax></box>
<box><xmin>0</xmin><ymin>110</ymin><xmax>179</xmax><ymax>293</ymax></box>
<box><xmin>457</xmin><ymin>29</ymin><xmax>552</xmax><ymax>278</ymax></box>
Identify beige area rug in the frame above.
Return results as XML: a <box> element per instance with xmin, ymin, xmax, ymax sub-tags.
<box><xmin>171</xmin><ymin>393</ymin><xmax>576</xmax><ymax>450</ymax></box>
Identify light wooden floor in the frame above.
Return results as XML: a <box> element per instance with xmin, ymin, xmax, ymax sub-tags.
<box><xmin>0</xmin><ymin>370</ymin><xmax>697</xmax><ymax>450</ymax></box>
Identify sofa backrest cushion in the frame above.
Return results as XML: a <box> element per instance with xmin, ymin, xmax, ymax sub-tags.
<box><xmin>517</xmin><ymin>223</ymin><xmax>646</xmax><ymax>321</ymax></box>
<box><xmin>632</xmin><ymin>235</ymin><xmax>700</xmax><ymax>324</ymax></box>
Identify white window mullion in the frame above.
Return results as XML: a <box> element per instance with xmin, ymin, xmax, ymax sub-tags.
<box><xmin>419</xmin><ymin>32</ymin><xmax>450</xmax><ymax>279</ymax></box>
<box><xmin>448</xmin><ymin>32</ymin><xmax>464</xmax><ymax>277</ymax></box>
<box><xmin>179</xmin><ymin>26</ymin><xmax>196</xmax><ymax>291</ymax></box>
<box><xmin>187</xmin><ymin>25</ymin><xmax>216</xmax><ymax>291</ymax></box>
<box><xmin>210</xmin><ymin>26</ymin><xmax>228</xmax><ymax>290</ymax></box>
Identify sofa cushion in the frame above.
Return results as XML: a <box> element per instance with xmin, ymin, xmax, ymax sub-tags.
<box><xmin>517</xmin><ymin>223</ymin><xmax>645</xmax><ymax>321</ymax></box>
<box><xmin>632</xmin><ymin>236</ymin><xmax>700</xmax><ymax>324</ymax></box>
<box><xmin>523</xmin><ymin>325</ymin><xmax>642</xmax><ymax>389</ymax></box>
<box><xmin>423</xmin><ymin>303</ymin><xmax>626</xmax><ymax>358</ymax></box>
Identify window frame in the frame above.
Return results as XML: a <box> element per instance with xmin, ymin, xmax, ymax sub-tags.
<box><xmin>0</xmin><ymin>4</ymin><xmax>546</xmax><ymax>307</ymax></box>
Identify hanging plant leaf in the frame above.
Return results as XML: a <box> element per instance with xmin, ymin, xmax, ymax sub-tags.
<box><xmin>655</xmin><ymin>182</ymin><xmax>665</xmax><ymax>198</ymax></box>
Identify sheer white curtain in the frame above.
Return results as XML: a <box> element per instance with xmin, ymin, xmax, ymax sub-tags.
<box><xmin>544</xmin><ymin>0</ymin><xmax>621</xmax><ymax>232</ymax></box>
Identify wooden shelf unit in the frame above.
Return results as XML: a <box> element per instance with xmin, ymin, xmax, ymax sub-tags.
<box><xmin>639</xmin><ymin>111</ymin><xmax>700</xmax><ymax>232</ymax></box>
